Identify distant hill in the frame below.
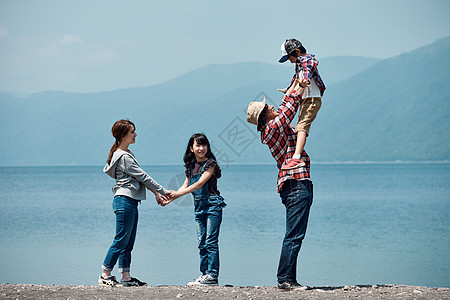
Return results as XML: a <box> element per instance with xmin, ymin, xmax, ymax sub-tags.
<box><xmin>319</xmin><ymin>56</ymin><xmax>381</xmax><ymax>85</ymax></box>
<box><xmin>0</xmin><ymin>39</ymin><xmax>448</xmax><ymax>166</ymax></box>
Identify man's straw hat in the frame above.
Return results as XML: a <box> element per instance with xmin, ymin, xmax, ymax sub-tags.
<box><xmin>246</xmin><ymin>97</ymin><xmax>266</xmax><ymax>125</ymax></box>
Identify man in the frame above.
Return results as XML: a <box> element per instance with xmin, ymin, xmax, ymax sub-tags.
<box><xmin>246</xmin><ymin>82</ymin><xmax>313</xmax><ymax>290</ymax></box>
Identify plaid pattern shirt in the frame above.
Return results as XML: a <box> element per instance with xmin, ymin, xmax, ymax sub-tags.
<box><xmin>261</xmin><ymin>92</ymin><xmax>311</xmax><ymax>193</ymax></box>
<box><xmin>289</xmin><ymin>54</ymin><xmax>326</xmax><ymax>97</ymax></box>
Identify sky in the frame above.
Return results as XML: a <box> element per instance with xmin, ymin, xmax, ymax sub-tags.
<box><xmin>0</xmin><ymin>0</ymin><xmax>449</xmax><ymax>95</ymax></box>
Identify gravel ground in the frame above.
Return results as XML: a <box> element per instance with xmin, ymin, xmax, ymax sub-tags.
<box><xmin>1</xmin><ymin>283</ymin><xmax>449</xmax><ymax>300</ymax></box>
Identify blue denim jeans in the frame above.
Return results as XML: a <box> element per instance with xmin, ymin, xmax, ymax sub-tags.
<box><xmin>189</xmin><ymin>162</ymin><xmax>225</xmax><ymax>279</ymax></box>
<box><xmin>102</xmin><ymin>195</ymin><xmax>139</xmax><ymax>273</ymax></box>
<box><xmin>194</xmin><ymin>198</ymin><xmax>223</xmax><ymax>278</ymax></box>
<box><xmin>277</xmin><ymin>179</ymin><xmax>313</xmax><ymax>283</ymax></box>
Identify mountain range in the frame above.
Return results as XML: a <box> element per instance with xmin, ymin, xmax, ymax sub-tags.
<box><xmin>1</xmin><ymin>36</ymin><xmax>449</xmax><ymax>166</ymax></box>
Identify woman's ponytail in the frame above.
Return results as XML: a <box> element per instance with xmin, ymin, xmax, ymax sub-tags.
<box><xmin>107</xmin><ymin>141</ymin><xmax>119</xmax><ymax>164</ymax></box>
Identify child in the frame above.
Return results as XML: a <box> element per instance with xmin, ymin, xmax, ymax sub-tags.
<box><xmin>278</xmin><ymin>38</ymin><xmax>326</xmax><ymax>170</ymax></box>
<box><xmin>162</xmin><ymin>133</ymin><xmax>226</xmax><ymax>286</ymax></box>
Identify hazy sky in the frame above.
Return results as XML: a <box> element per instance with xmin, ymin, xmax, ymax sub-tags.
<box><xmin>1</xmin><ymin>0</ymin><xmax>449</xmax><ymax>94</ymax></box>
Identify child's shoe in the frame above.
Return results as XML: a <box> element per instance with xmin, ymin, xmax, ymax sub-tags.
<box><xmin>281</xmin><ymin>158</ymin><xmax>305</xmax><ymax>170</ymax></box>
<box><xmin>187</xmin><ymin>274</ymin><xmax>218</xmax><ymax>286</ymax></box>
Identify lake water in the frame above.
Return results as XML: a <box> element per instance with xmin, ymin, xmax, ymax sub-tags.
<box><xmin>0</xmin><ymin>163</ymin><xmax>449</xmax><ymax>288</ymax></box>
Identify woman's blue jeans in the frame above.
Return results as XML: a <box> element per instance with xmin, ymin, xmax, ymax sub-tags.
<box><xmin>102</xmin><ymin>195</ymin><xmax>138</xmax><ymax>273</ymax></box>
<box><xmin>277</xmin><ymin>180</ymin><xmax>313</xmax><ymax>283</ymax></box>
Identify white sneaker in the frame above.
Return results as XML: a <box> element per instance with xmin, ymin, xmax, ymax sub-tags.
<box><xmin>187</xmin><ymin>274</ymin><xmax>218</xmax><ymax>286</ymax></box>
<box><xmin>98</xmin><ymin>275</ymin><xmax>122</xmax><ymax>287</ymax></box>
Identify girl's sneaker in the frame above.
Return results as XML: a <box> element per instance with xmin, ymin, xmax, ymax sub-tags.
<box><xmin>121</xmin><ymin>277</ymin><xmax>148</xmax><ymax>286</ymax></box>
<box><xmin>98</xmin><ymin>275</ymin><xmax>122</xmax><ymax>287</ymax></box>
<box><xmin>187</xmin><ymin>274</ymin><xmax>218</xmax><ymax>286</ymax></box>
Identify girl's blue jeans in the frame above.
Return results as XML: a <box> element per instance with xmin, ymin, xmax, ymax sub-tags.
<box><xmin>194</xmin><ymin>197</ymin><xmax>223</xmax><ymax>278</ymax></box>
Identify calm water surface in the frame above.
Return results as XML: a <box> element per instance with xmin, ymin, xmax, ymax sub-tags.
<box><xmin>0</xmin><ymin>163</ymin><xmax>449</xmax><ymax>287</ymax></box>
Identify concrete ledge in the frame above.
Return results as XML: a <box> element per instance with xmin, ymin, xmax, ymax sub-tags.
<box><xmin>1</xmin><ymin>283</ymin><xmax>449</xmax><ymax>299</ymax></box>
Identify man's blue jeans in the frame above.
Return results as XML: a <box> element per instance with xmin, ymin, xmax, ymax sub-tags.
<box><xmin>102</xmin><ymin>195</ymin><xmax>139</xmax><ymax>273</ymax></box>
<box><xmin>277</xmin><ymin>179</ymin><xmax>313</xmax><ymax>283</ymax></box>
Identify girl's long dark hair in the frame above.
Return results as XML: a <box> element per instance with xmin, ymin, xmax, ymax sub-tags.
<box><xmin>107</xmin><ymin>119</ymin><xmax>135</xmax><ymax>164</ymax></box>
<box><xmin>183</xmin><ymin>133</ymin><xmax>218</xmax><ymax>171</ymax></box>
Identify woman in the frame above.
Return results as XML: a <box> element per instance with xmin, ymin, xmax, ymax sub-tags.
<box><xmin>99</xmin><ymin>119</ymin><xmax>171</xmax><ymax>287</ymax></box>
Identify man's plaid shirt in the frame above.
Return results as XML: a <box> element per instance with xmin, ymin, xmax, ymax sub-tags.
<box><xmin>261</xmin><ymin>92</ymin><xmax>311</xmax><ymax>193</ymax></box>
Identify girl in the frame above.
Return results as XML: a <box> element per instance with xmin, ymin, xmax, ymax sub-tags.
<box><xmin>164</xmin><ymin>133</ymin><xmax>226</xmax><ymax>286</ymax></box>
<box><xmin>100</xmin><ymin>119</ymin><xmax>171</xmax><ymax>287</ymax></box>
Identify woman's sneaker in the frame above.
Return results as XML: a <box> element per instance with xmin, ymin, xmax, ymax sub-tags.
<box><xmin>187</xmin><ymin>274</ymin><xmax>218</xmax><ymax>286</ymax></box>
<box><xmin>277</xmin><ymin>281</ymin><xmax>308</xmax><ymax>291</ymax></box>
<box><xmin>98</xmin><ymin>275</ymin><xmax>122</xmax><ymax>287</ymax></box>
<box><xmin>121</xmin><ymin>277</ymin><xmax>148</xmax><ymax>286</ymax></box>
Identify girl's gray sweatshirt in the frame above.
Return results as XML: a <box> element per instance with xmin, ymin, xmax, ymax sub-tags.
<box><xmin>103</xmin><ymin>149</ymin><xmax>167</xmax><ymax>200</ymax></box>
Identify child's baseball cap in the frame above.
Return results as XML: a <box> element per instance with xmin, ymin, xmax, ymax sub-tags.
<box><xmin>279</xmin><ymin>39</ymin><xmax>302</xmax><ymax>63</ymax></box>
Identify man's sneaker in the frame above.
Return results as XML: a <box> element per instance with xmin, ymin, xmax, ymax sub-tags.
<box><xmin>281</xmin><ymin>158</ymin><xmax>305</xmax><ymax>171</ymax></box>
<box><xmin>187</xmin><ymin>274</ymin><xmax>218</xmax><ymax>286</ymax></box>
<box><xmin>121</xmin><ymin>277</ymin><xmax>148</xmax><ymax>286</ymax></box>
<box><xmin>277</xmin><ymin>281</ymin><xmax>308</xmax><ymax>291</ymax></box>
<box><xmin>98</xmin><ymin>275</ymin><xmax>122</xmax><ymax>287</ymax></box>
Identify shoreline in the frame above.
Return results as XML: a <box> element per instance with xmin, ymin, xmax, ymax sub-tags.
<box><xmin>1</xmin><ymin>160</ymin><xmax>449</xmax><ymax>168</ymax></box>
<box><xmin>1</xmin><ymin>283</ymin><xmax>449</xmax><ymax>300</ymax></box>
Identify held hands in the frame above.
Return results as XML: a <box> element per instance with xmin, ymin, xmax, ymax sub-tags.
<box><xmin>289</xmin><ymin>78</ymin><xmax>309</xmax><ymax>96</ymax></box>
<box><xmin>155</xmin><ymin>190</ymin><xmax>182</xmax><ymax>207</ymax></box>
<box><xmin>297</xmin><ymin>77</ymin><xmax>310</xmax><ymax>88</ymax></box>
<box><xmin>279</xmin><ymin>78</ymin><xmax>310</xmax><ymax>96</ymax></box>
<box><xmin>154</xmin><ymin>192</ymin><xmax>169</xmax><ymax>206</ymax></box>
<box><xmin>148</xmin><ymin>188</ymin><xmax>180</xmax><ymax>207</ymax></box>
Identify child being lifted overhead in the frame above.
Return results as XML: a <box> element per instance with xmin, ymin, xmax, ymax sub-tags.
<box><xmin>278</xmin><ymin>38</ymin><xmax>326</xmax><ymax>170</ymax></box>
